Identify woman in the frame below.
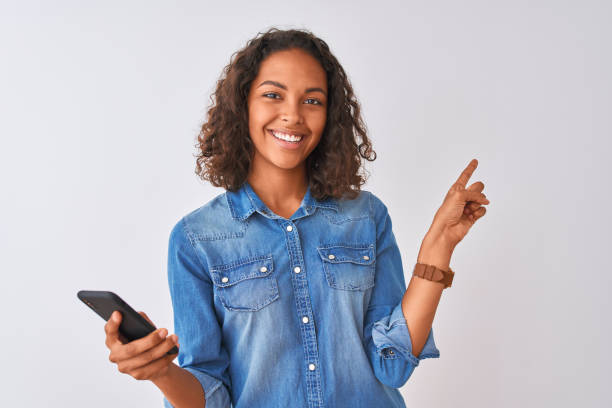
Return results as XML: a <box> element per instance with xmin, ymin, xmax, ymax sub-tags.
<box><xmin>104</xmin><ymin>27</ymin><xmax>490</xmax><ymax>408</ymax></box>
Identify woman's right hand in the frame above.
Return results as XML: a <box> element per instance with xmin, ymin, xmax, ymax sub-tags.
<box><xmin>104</xmin><ymin>310</ymin><xmax>180</xmax><ymax>381</ymax></box>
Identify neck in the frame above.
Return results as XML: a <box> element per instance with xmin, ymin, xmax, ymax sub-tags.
<box><xmin>246</xmin><ymin>157</ymin><xmax>308</xmax><ymax>215</ymax></box>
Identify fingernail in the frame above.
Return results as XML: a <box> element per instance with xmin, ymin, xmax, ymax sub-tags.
<box><xmin>158</xmin><ymin>329</ymin><xmax>167</xmax><ymax>339</ymax></box>
<box><xmin>172</xmin><ymin>335</ymin><xmax>179</xmax><ymax>344</ymax></box>
<box><xmin>112</xmin><ymin>312</ymin><xmax>118</xmax><ymax>322</ymax></box>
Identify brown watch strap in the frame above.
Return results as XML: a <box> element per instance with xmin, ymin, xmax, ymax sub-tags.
<box><xmin>413</xmin><ymin>263</ymin><xmax>454</xmax><ymax>289</ymax></box>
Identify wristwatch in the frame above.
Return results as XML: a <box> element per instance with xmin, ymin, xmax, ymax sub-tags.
<box><xmin>413</xmin><ymin>263</ymin><xmax>454</xmax><ymax>289</ymax></box>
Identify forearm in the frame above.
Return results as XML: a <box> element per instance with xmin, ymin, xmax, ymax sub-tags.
<box><xmin>401</xmin><ymin>234</ymin><xmax>453</xmax><ymax>358</ymax></box>
<box><xmin>151</xmin><ymin>363</ymin><xmax>206</xmax><ymax>408</ymax></box>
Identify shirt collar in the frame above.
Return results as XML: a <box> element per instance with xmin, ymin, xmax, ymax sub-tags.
<box><xmin>225</xmin><ymin>181</ymin><xmax>338</xmax><ymax>221</ymax></box>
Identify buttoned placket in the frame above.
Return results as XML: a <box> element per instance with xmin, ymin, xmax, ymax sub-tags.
<box><xmin>280</xmin><ymin>219</ymin><xmax>324</xmax><ymax>408</ymax></box>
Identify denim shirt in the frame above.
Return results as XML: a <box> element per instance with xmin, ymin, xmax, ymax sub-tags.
<box><xmin>162</xmin><ymin>182</ymin><xmax>440</xmax><ymax>408</ymax></box>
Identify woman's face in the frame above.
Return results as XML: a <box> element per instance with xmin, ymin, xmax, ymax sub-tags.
<box><xmin>247</xmin><ymin>48</ymin><xmax>328</xmax><ymax>174</ymax></box>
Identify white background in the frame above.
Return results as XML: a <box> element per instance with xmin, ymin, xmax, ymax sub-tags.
<box><xmin>1</xmin><ymin>0</ymin><xmax>610</xmax><ymax>406</ymax></box>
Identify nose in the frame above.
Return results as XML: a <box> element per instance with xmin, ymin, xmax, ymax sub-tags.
<box><xmin>281</xmin><ymin>99</ymin><xmax>304</xmax><ymax>125</ymax></box>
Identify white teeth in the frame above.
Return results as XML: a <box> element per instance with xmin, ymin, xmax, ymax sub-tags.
<box><xmin>271</xmin><ymin>131</ymin><xmax>303</xmax><ymax>142</ymax></box>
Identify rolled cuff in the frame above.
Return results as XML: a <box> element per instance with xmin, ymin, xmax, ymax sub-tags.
<box><xmin>162</xmin><ymin>367</ymin><xmax>231</xmax><ymax>408</ymax></box>
<box><xmin>372</xmin><ymin>301</ymin><xmax>440</xmax><ymax>367</ymax></box>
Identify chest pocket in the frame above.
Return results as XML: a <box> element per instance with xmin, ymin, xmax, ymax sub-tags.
<box><xmin>210</xmin><ymin>254</ymin><xmax>279</xmax><ymax>312</ymax></box>
<box><xmin>317</xmin><ymin>244</ymin><xmax>376</xmax><ymax>291</ymax></box>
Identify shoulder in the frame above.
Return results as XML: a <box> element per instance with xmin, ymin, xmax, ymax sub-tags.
<box><xmin>336</xmin><ymin>189</ymin><xmax>388</xmax><ymax>217</ymax></box>
<box><xmin>327</xmin><ymin>189</ymin><xmax>389</xmax><ymax>225</ymax></box>
<box><xmin>169</xmin><ymin>191</ymin><xmax>245</xmax><ymax>244</ymax></box>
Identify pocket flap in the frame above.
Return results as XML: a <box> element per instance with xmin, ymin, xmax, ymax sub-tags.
<box><xmin>210</xmin><ymin>255</ymin><xmax>274</xmax><ymax>288</ymax></box>
<box><xmin>317</xmin><ymin>245</ymin><xmax>375</xmax><ymax>265</ymax></box>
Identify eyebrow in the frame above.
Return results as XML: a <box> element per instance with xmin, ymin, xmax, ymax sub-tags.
<box><xmin>257</xmin><ymin>80</ymin><xmax>327</xmax><ymax>96</ymax></box>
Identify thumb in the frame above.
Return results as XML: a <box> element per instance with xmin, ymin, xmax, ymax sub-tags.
<box><xmin>105</xmin><ymin>310</ymin><xmax>128</xmax><ymax>345</ymax></box>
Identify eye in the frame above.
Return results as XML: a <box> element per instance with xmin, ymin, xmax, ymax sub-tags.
<box><xmin>305</xmin><ymin>98</ymin><xmax>324</xmax><ymax>106</ymax></box>
<box><xmin>262</xmin><ymin>93</ymin><xmax>324</xmax><ymax>106</ymax></box>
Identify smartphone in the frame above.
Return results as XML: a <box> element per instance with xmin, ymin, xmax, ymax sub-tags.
<box><xmin>77</xmin><ymin>290</ymin><xmax>178</xmax><ymax>355</ymax></box>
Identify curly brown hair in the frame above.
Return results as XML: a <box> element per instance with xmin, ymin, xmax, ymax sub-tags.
<box><xmin>195</xmin><ymin>27</ymin><xmax>376</xmax><ymax>200</ymax></box>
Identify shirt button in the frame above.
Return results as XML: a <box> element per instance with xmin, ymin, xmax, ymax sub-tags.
<box><xmin>286</xmin><ymin>225</ymin><xmax>293</xmax><ymax>232</ymax></box>
<box><xmin>363</xmin><ymin>255</ymin><xmax>370</xmax><ymax>260</ymax></box>
<box><xmin>308</xmin><ymin>363</ymin><xmax>316</xmax><ymax>371</ymax></box>
<box><xmin>221</xmin><ymin>277</ymin><xmax>229</xmax><ymax>283</ymax></box>
<box><xmin>302</xmin><ymin>316</ymin><xmax>309</xmax><ymax>324</ymax></box>
<box><xmin>389</xmin><ymin>349</ymin><xmax>395</xmax><ymax>355</ymax></box>
<box><xmin>294</xmin><ymin>266</ymin><xmax>301</xmax><ymax>273</ymax></box>
<box><xmin>328</xmin><ymin>254</ymin><xmax>335</xmax><ymax>260</ymax></box>
<box><xmin>260</xmin><ymin>266</ymin><xmax>267</xmax><ymax>273</ymax></box>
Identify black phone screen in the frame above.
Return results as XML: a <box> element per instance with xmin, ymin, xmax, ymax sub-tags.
<box><xmin>77</xmin><ymin>290</ymin><xmax>178</xmax><ymax>355</ymax></box>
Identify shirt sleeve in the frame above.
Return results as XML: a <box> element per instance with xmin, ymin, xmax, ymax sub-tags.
<box><xmin>362</xmin><ymin>193</ymin><xmax>441</xmax><ymax>389</ymax></box>
<box><xmin>162</xmin><ymin>218</ymin><xmax>232</xmax><ymax>408</ymax></box>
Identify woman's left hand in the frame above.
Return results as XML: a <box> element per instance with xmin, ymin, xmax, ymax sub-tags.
<box><xmin>427</xmin><ymin>158</ymin><xmax>490</xmax><ymax>250</ymax></box>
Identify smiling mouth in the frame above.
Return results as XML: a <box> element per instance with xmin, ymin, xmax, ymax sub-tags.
<box><xmin>268</xmin><ymin>129</ymin><xmax>304</xmax><ymax>143</ymax></box>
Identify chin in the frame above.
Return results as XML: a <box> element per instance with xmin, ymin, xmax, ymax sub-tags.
<box><xmin>273</xmin><ymin>161</ymin><xmax>303</xmax><ymax>170</ymax></box>
<box><xmin>266</xmin><ymin>156</ymin><xmax>304</xmax><ymax>170</ymax></box>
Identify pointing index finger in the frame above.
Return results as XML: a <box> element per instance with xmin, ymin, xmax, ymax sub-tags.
<box><xmin>455</xmin><ymin>159</ymin><xmax>478</xmax><ymax>187</ymax></box>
